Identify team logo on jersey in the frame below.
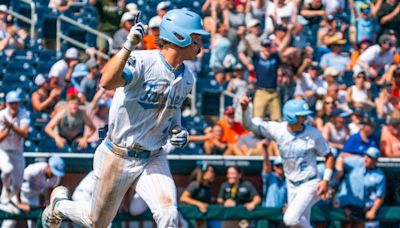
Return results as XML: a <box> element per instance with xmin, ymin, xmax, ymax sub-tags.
<box><xmin>138</xmin><ymin>80</ymin><xmax>186</xmax><ymax>110</ymax></box>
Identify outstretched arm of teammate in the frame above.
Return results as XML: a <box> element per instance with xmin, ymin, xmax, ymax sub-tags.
<box><xmin>240</xmin><ymin>95</ymin><xmax>260</xmax><ymax>134</ymax></box>
<box><xmin>317</xmin><ymin>153</ymin><xmax>335</xmax><ymax>199</ymax></box>
<box><xmin>100</xmin><ymin>13</ymin><xmax>146</xmax><ymax>90</ymax></box>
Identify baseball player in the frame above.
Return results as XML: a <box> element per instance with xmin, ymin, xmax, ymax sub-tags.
<box><xmin>42</xmin><ymin>9</ymin><xmax>209</xmax><ymax>228</ymax></box>
<box><xmin>240</xmin><ymin>96</ymin><xmax>335</xmax><ymax>228</ymax></box>
<box><xmin>2</xmin><ymin>156</ymin><xmax>65</xmax><ymax>228</ymax></box>
<box><xmin>0</xmin><ymin>91</ymin><xmax>30</xmax><ymax>214</ymax></box>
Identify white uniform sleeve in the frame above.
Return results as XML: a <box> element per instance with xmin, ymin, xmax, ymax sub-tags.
<box><xmin>121</xmin><ymin>53</ymin><xmax>144</xmax><ymax>87</ymax></box>
<box><xmin>358</xmin><ymin>45</ymin><xmax>377</xmax><ymax>65</ymax></box>
<box><xmin>313</xmin><ymin>129</ymin><xmax>330</xmax><ymax>156</ymax></box>
<box><xmin>20</xmin><ymin>109</ymin><xmax>30</xmax><ymax>127</ymax></box>
<box><xmin>258</xmin><ymin>121</ymin><xmax>279</xmax><ymax>140</ymax></box>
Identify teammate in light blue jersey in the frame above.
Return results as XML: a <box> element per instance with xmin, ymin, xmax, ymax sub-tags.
<box><xmin>241</xmin><ymin>96</ymin><xmax>335</xmax><ymax>228</ymax></box>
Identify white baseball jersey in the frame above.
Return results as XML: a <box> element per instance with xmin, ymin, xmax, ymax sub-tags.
<box><xmin>21</xmin><ymin>162</ymin><xmax>60</xmax><ymax>199</ymax></box>
<box><xmin>0</xmin><ymin>107</ymin><xmax>30</xmax><ymax>152</ymax></box>
<box><xmin>108</xmin><ymin>50</ymin><xmax>195</xmax><ymax>151</ymax></box>
<box><xmin>257</xmin><ymin>121</ymin><xmax>329</xmax><ymax>182</ymax></box>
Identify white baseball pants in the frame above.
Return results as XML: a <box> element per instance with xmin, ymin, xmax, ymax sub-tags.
<box><xmin>0</xmin><ymin>149</ymin><xmax>25</xmax><ymax>200</ymax></box>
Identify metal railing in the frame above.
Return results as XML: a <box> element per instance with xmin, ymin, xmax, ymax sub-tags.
<box><xmin>7</xmin><ymin>0</ymin><xmax>36</xmax><ymax>38</ymax></box>
<box><xmin>56</xmin><ymin>14</ymin><xmax>112</xmax><ymax>60</ymax></box>
<box><xmin>219</xmin><ymin>90</ymin><xmax>236</xmax><ymax>119</ymax></box>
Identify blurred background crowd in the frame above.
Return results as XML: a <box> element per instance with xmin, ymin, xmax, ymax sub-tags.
<box><xmin>0</xmin><ymin>0</ymin><xmax>400</xmax><ymax>226</ymax></box>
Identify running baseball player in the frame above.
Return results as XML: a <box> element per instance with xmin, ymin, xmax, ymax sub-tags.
<box><xmin>240</xmin><ymin>96</ymin><xmax>335</xmax><ymax>228</ymax></box>
<box><xmin>2</xmin><ymin>156</ymin><xmax>65</xmax><ymax>228</ymax></box>
<box><xmin>42</xmin><ymin>9</ymin><xmax>209</xmax><ymax>228</ymax></box>
<box><xmin>0</xmin><ymin>91</ymin><xmax>30</xmax><ymax>214</ymax></box>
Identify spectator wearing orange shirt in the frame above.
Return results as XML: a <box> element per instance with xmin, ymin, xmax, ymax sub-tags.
<box><xmin>217</xmin><ymin>106</ymin><xmax>248</xmax><ymax>144</ymax></box>
<box><xmin>380</xmin><ymin>117</ymin><xmax>400</xmax><ymax>157</ymax></box>
<box><xmin>143</xmin><ymin>17</ymin><xmax>161</xmax><ymax>50</ymax></box>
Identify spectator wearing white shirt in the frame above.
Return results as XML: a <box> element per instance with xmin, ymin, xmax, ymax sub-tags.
<box><xmin>346</xmin><ymin>70</ymin><xmax>373</xmax><ymax>109</ymax></box>
<box><xmin>48</xmin><ymin>47</ymin><xmax>80</xmax><ymax>89</ymax></box>
<box><xmin>0</xmin><ymin>91</ymin><xmax>30</xmax><ymax>214</ymax></box>
<box><xmin>355</xmin><ymin>34</ymin><xmax>396</xmax><ymax>78</ymax></box>
<box><xmin>1</xmin><ymin>157</ymin><xmax>64</xmax><ymax>228</ymax></box>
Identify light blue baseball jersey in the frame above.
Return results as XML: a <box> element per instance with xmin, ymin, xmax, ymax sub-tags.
<box><xmin>337</xmin><ymin>157</ymin><xmax>386</xmax><ymax>208</ymax></box>
<box><xmin>107</xmin><ymin>50</ymin><xmax>195</xmax><ymax>151</ymax></box>
<box><xmin>257</xmin><ymin>122</ymin><xmax>330</xmax><ymax>182</ymax></box>
<box><xmin>261</xmin><ymin>171</ymin><xmax>287</xmax><ymax>207</ymax></box>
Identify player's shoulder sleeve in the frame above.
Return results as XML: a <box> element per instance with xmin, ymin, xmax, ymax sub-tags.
<box><xmin>121</xmin><ymin>50</ymin><xmax>146</xmax><ymax>87</ymax></box>
<box><xmin>310</xmin><ymin>126</ymin><xmax>330</xmax><ymax>156</ymax></box>
<box><xmin>258</xmin><ymin>121</ymin><xmax>281</xmax><ymax>140</ymax></box>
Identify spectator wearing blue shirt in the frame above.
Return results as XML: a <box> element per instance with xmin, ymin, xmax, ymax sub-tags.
<box><xmin>342</xmin><ymin>116</ymin><xmax>378</xmax><ymax>156</ymax></box>
<box><xmin>319</xmin><ymin>37</ymin><xmax>350</xmax><ymax>73</ymax></box>
<box><xmin>335</xmin><ymin>147</ymin><xmax>386</xmax><ymax>228</ymax></box>
<box><xmin>355</xmin><ymin>4</ymin><xmax>377</xmax><ymax>44</ymax></box>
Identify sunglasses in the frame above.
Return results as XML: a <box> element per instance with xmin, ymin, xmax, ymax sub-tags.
<box><xmin>325</xmin><ymin>101</ymin><xmax>334</xmax><ymax>105</ymax></box>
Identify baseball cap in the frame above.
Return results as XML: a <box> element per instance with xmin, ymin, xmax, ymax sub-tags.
<box><xmin>297</xmin><ymin>15</ymin><xmax>308</xmax><ymax>25</ymax></box>
<box><xmin>0</xmin><ymin>5</ymin><xmax>7</xmax><ymax>12</ymax></box>
<box><xmin>86</xmin><ymin>59</ymin><xmax>99</xmax><ymax>69</ymax></box>
<box><xmin>353</xmin><ymin>69</ymin><xmax>366</xmax><ymax>78</ymax></box>
<box><xmin>224</xmin><ymin>106</ymin><xmax>235</xmax><ymax>116</ymax></box>
<box><xmin>120</xmin><ymin>12</ymin><xmax>135</xmax><ymax>24</ymax></box>
<box><xmin>149</xmin><ymin>16</ymin><xmax>162</xmax><ymax>29</ymax></box>
<box><xmin>360</xmin><ymin>4</ymin><xmax>370</xmax><ymax>13</ymax></box>
<box><xmin>65</xmin><ymin>47</ymin><xmax>79</xmax><ymax>59</ymax></box>
<box><xmin>4</xmin><ymin>14</ymin><xmax>13</xmax><ymax>25</ymax></box>
<box><xmin>365</xmin><ymin>147</ymin><xmax>380</xmax><ymax>159</ymax></box>
<box><xmin>324</xmin><ymin>67</ymin><xmax>339</xmax><ymax>77</ymax></box>
<box><xmin>326</xmin><ymin>15</ymin><xmax>335</xmax><ymax>22</ymax></box>
<box><xmin>272</xmin><ymin>157</ymin><xmax>283</xmax><ymax>166</ymax></box>
<box><xmin>261</xmin><ymin>38</ymin><xmax>272</xmax><ymax>47</ymax></box>
<box><xmin>331</xmin><ymin>108</ymin><xmax>349</xmax><ymax>118</ymax></box>
<box><xmin>49</xmin><ymin>156</ymin><xmax>65</xmax><ymax>177</ymax></box>
<box><xmin>5</xmin><ymin>90</ymin><xmax>22</xmax><ymax>103</ymax></box>
<box><xmin>246</xmin><ymin>18</ymin><xmax>260</xmax><ymax>29</ymax></box>
<box><xmin>72</xmin><ymin>63</ymin><xmax>89</xmax><ymax>78</ymax></box>
<box><xmin>379</xmin><ymin>34</ymin><xmax>395</xmax><ymax>46</ymax></box>
<box><xmin>126</xmin><ymin>3</ymin><xmax>139</xmax><ymax>14</ymax></box>
<box><xmin>157</xmin><ymin>1</ymin><xmax>171</xmax><ymax>11</ymax></box>
<box><xmin>310</xmin><ymin>61</ymin><xmax>320</xmax><ymax>70</ymax></box>
<box><xmin>35</xmin><ymin>74</ymin><xmax>49</xmax><ymax>86</ymax></box>
<box><xmin>66</xmin><ymin>87</ymin><xmax>79</xmax><ymax>97</ymax></box>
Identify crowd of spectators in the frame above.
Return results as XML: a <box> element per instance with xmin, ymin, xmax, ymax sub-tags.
<box><xmin>0</xmin><ymin>0</ymin><xmax>399</xmax><ymax>226</ymax></box>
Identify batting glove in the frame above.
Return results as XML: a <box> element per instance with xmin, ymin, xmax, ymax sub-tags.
<box><xmin>124</xmin><ymin>12</ymin><xmax>147</xmax><ymax>51</ymax></box>
<box><xmin>170</xmin><ymin>127</ymin><xmax>189</xmax><ymax>149</ymax></box>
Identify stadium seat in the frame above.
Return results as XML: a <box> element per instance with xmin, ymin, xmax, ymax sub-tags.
<box><xmin>10</xmin><ymin>50</ymin><xmax>37</xmax><ymax>62</ymax></box>
<box><xmin>24</xmin><ymin>140</ymin><xmax>39</xmax><ymax>152</ymax></box>
<box><xmin>39</xmin><ymin>137</ymin><xmax>72</xmax><ymax>153</ymax></box>
<box><xmin>36</xmin><ymin>60</ymin><xmax>56</xmax><ymax>74</ymax></box>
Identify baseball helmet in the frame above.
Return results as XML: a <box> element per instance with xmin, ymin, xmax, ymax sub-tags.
<box><xmin>159</xmin><ymin>9</ymin><xmax>209</xmax><ymax>47</ymax></box>
<box><xmin>283</xmin><ymin>99</ymin><xmax>313</xmax><ymax>124</ymax></box>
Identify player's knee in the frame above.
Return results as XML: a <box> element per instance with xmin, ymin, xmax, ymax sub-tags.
<box><xmin>153</xmin><ymin>205</ymin><xmax>178</xmax><ymax>228</ymax></box>
<box><xmin>283</xmin><ymin>212</ymin><xmax>301</xmax><ymax>227</ymax></box>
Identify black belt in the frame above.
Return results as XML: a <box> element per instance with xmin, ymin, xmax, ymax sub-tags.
<box><xmin>289</xmin><ymin>175</ymin><xmax>318</xmax><ymax>187</ymax></box>
<box><xmin>104</xmin><ymin>138</ymin><xmax>161</xmax><ymax>160</ymax></box>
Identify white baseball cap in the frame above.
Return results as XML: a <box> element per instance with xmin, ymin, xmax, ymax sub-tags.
<box><xmin>157</xmin><ymin>1</ymin><xmax>171</xmax><ymax>11</ymax></box>
<box><xmin>120</xmin><ymin>12</ymin><xmax>135</xmax><ymax>24</ymax></box>
<box><xmin>126</xmin><ymin>3</ymin><xmax>139</xmax><ymax>14</ymax></box>
<box><xmin>35</xmin><ymin>74</ymin><xmax>48</xmax><ymax>86</ymax></box>
<box><xmin>65</xmin><ymin>47</ymin><xmax>79</xmax><ymax>59</ymax></box>
<box><xmin>0</xmin><ymin>5</ymin><xmax>7</xmax><ymax>12</ymax></box>
<box><xmin>149</xmin><ymin>16</ymin><xmax>162</xmax><ymax>28</ymax></box>
<box><xmin>246</xmin><ymin>18</ymin><xmax>260</xmax><ymax>29</ymax></box>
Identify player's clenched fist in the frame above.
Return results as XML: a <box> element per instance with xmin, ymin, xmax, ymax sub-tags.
<box><xmin>124</xmin><ymin>12</ymin><xmax>147</xmax><ymax>51</ymax></box>
<box><xmin>170</xmin><ymin>126</ymin><xmax>189</xmax><ymax>148</ymax></box>
<box><xmin>240</xmin><ymin>95</ymin><xmax>251</xmax><ymax>111</ymax></box>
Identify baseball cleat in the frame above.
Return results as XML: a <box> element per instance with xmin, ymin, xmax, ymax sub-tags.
<box><xmin>0</xmin><ymin>201</ymin><xmax>20</xmax><ymax>214</ymax></box>
<box><xmin>42</xmin><ymin>186</ymin><xmax>69</xmax><ymax>228</ymax></box>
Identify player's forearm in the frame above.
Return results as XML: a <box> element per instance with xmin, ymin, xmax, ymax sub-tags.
<box><xmin>11</xmin><ymin>125</ymin><xmax>28</xmax><ymax>138</ymax></box>
<box><xmin>0</xmin><ymin>128</ymin><xmax>10</xmax><ymax>142</ymax></box>
<box><xmin>242</xmin><ymin>108</ymin><xmax>259</xmax><ymax>133</ymax></box>
<box><xmin>100</xmin><ymin>48</ymin><xmax>131</xmax><ymax>90</ymax></box>
<box><xmin>45</xmin><ymin>125</ymin><xmax>61</xmax><ymax>140</ymax></box>
<box><xmin>180</xmin><ymin>193</ymin><xmax>205</xmax><ymax>207</ymax></box>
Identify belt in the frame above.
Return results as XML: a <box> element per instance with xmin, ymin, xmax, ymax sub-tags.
<box><xmin>289</xmin><ymin>175</ymin><xmax>318</xmax><ymax>187</ymax></box>
<box><xmin>258</xmin><ymin>88</ymin><xmax>276</xmax><ymax>92</ymax></box>
<box><xmin>104</xmin><ymin>138</ymin><xmax>161</xmax><ymax>160</ymax></box>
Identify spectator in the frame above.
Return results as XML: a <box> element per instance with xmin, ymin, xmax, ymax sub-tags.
<box><xmin>45</xmin><ymin>95</ymin><xmax>96</xmax><ymax>149</ymax></box>
<box><xmin>322</xmin><ymin>109</ymin><xmax>350</xmax><ymax>154</ymax></box>
<box><xmin>315</xmin><ymin>95</ymin><xmax>337</xmax><ymax>132</ymax></box>
<box><xmin>270</xmin><ymin>24</ymin><xmax>293</xmax><ymax>55</ymax></box>
<box><xmin>380</xmin><ymin>65</ymin><xmax>400</xmax><ymax>100</ymax></box>
<box><xmin>217</xmin><ymin>106</ymin><xmax>248</xmax><ymax>144</ymax></box>
<box><xmin>355</xmin><ymin>4</ymin><xmax>377</xmax><ymax>44</ymax></box>
<box><xmin>376</xmin><ymin>0</ymin><xmax>400</xmax><ymax>38</ymax></box>
<box><xmin>227</xmin><ymin>63</ymin><xmax>248</xmax><ymax>122</ymax></box>
<box><xmin>322</xmin><ymin>67</ymin><xmax>340</xmax><ymax>90</ymax></box>
<box><xmin>348</xmin><ymin>39</ymin><xmax>372</xmax><ymax>70</ymax></box>
<box><xmin>189</xmin><ymin>124</ymin><xmax>230</xmax><ymax>155</ymax></box>
<box><xmin>0</xmin><ymin>91</ymin><xmax>30</xmax><ymax>214</ymax></box>
<box><xmin>85</xmin><ymin>88</ymin><xmax>110</xmax><ymax>143</ymax></box>
<box><xmin>48</xmin><ymin>47</ymin><xmax>80</xmax><ymax>89</ymax></box>
<box><xmin>179</xmin><ymin>165</ymin><xmax>215</xmax><ymax>226</ymax></box>
<box><xmin>374</xmin><ymin>85</ymin><xmax>394</xmax><ymax>120</ymax></box>
<box><xmin>266</xmin><ymin>0</ymin><xmax>297</xmax><ymax>26</ymax></box>
<box><xmin>150</xmin><ymin>1</ymin><xmax>170</xmax><ymax>23</ymax></box>
<box><xmin>301</xmin><ymin>0</ymin><xmax>327</xmax><ymax>46</ymax></box>
<box><xmin>248</xmin><ymin>0</ymin><xmax>267</xmax><ymax>24</ymax></box>
<box><xmin>238</xmin><ymin>18</ymin><xmax>264</xmax><ymax>60</ymax></box>
<box><xmin>335</xmin><ymin>147</ymin><xmax>386</xmax><ymax>228</ymax></box>
<box><xmin>291</xmin><ymin>15</ymin><xmax>313</xmax><ymax>49</ymax></box>
<box><xmin>48</xmin><ymin>0</ymin><xmax>72</xmax><ymax>12</ymax></box>
<box><xmin>217</xmin><ymin>166</ymin><xmax>261</xmax><ymax>228</ymax></box>
<box><xmin>318</xmin><ymin>15</ymin><xmax>345</xmax><ymax>47</ymax></box>
<box><xmin>0</xmin><ymin>15</ymin><xmax>26</xmax><ymax>55</ymax></box>
<box><xmin>241</xmin><ymin>38</ymin><xmax>282</xmax><ymax>121</ymax></box>
<box><xmin>346</xmin><ymin>70</ymin><xmax>373</xmax><ymax>109</ymax></box>
<box><xmin>233</xmin><ymin>131</ymin><xmax>278</xmax><ymax>156</ymax></box>
<box><xmin>320</xmin><ymin>37</ymin><xmax>350</xmax><ymax>72</ymax></box>
<box><xmin>380</xmin><ymin>116</ymin><xmax>400</xmax><ymax>157</ymax></box>
<box><xmin>80</xmin><ymin>59</ymin><xmax>100</xmax><ymax>103</ymax></box>
<box><xmin>222</xmin><ymin>0</ymin><xmax>247</xmax><ymax>47</ymax></box>
<box><xmin>112</xmin><ymin>12</ymin><xmax>137</xmax><ymax>50</ymax></box>
<box><xmin>31</xmin><ymin>74</ymin><xmax>62</xmax><ymax>114</ymax></box>
<box><xmin>348</xmin><ymin>108</ymin><xmax>364</xmax><ymax>135</ymax></box>
<box><xmin>355</xmin><ymin>34</ymin><xmax>396</xmax><ymax>78</ymax></box>
<box><xmin>342</xmin><ymin>116</ymin><xmax>378</xmax><ymax>156</ymax></box>
<box><xmin>70</xmin><ymin>63</ymin><xmax>89</xmax><ymax>94</ymax></box>
<box><xmin>1</xmin><ymin>157</ymin><xmax>65</xmax><ymax>228</ymax></box>
<box><xmin>143</xmin><ymin>16</ymin><xmax>161</xmax><ymax>50</ymax></box>
<box><xmin>0</xmin><ymin>5</ymin><xmax>7</xmax><ymax>35</ymax></box>
<box><xmin>261</xmin><ymin>155</ymin><xmax>287</xmax><ymax>208</ymax></box>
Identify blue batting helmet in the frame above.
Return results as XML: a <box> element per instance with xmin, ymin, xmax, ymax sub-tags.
<box><xmin>283</xmin><ymin>99</ymin><xmax>313</xmax><ymax>124</ymax></box>
<box><xmin>159</xmin><ymin>9</ymin><xmax>209</xmax><ymax>47</ymax></box>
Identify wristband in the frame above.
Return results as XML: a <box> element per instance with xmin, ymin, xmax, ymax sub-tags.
<box><xmin>123</xmin><ymin>40</ymin><xmax>136</xmax><ymax>52</ymax></box>
<box><xmin>323</xmin><ymin>168</ymin><xmax>333</xmax><ymax>181</ymax></box>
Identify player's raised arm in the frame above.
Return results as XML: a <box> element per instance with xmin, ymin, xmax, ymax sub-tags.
<box><xmin>100</xmin><ymin>13</ymin><xmax>146</xmax><ymax>90</ymax></box>
<box><xmin>240</xmin><ymin>95</ymin><xmax>260</xmax><ymax>134</ymax></box>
